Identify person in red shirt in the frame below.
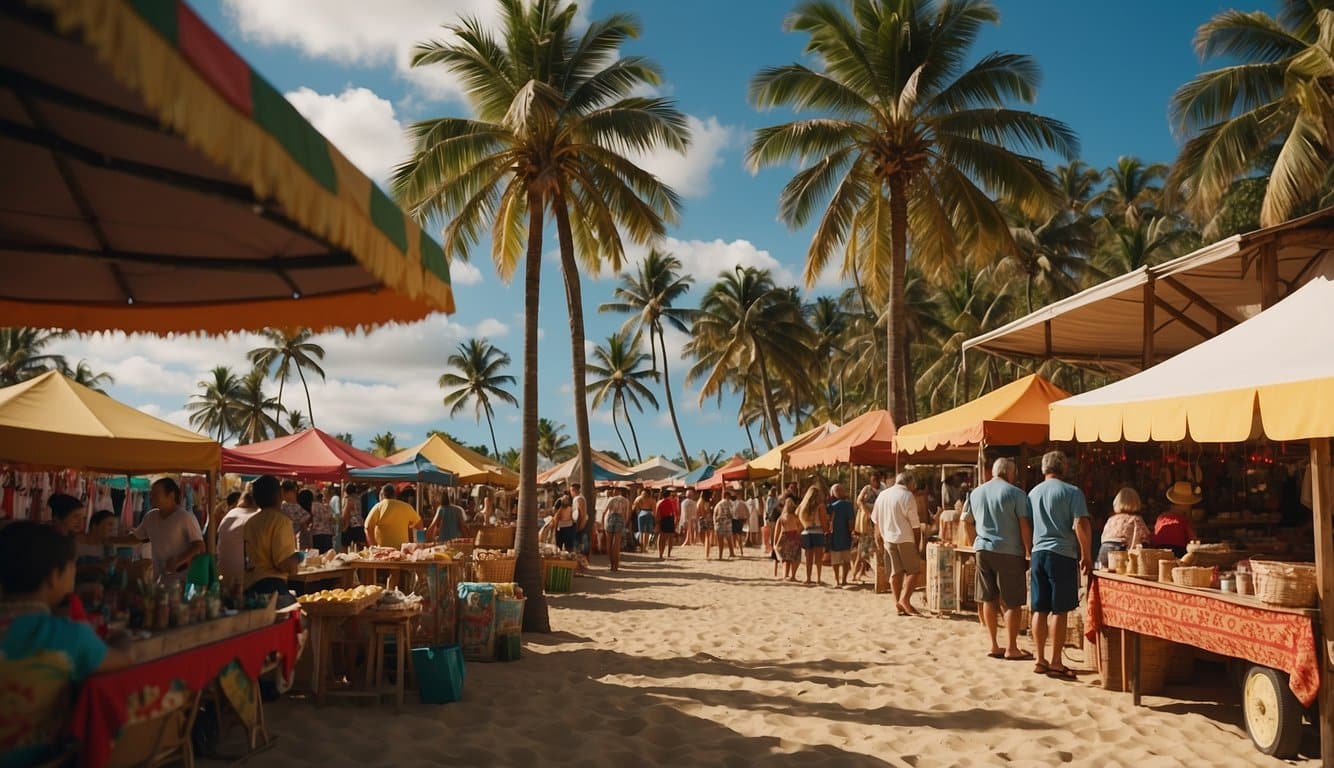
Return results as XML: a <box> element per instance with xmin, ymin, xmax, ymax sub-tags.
<box><xmin>1154</xmin><ymin>481</ymin><xmax>1199</xmax><ymax>556</ymax></box>
<box><xmin>655</xmin><ymin>489</ymin><xmax>679</xmax><ymax>560</ymax></box>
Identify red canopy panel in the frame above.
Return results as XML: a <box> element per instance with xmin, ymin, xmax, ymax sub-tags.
<box><xmin>222</xmin><ymin>428</ymin><xmax>385</xmax><ymax>481</ymax></box>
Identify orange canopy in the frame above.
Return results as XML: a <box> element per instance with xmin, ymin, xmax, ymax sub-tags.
<box><xmin>695</xmin><ymin>456</ymin><xmax>748</xmax><ymax>490</ymax></box>
<box><xmin>0</xmin><ymin>371</ymin><xmax>219</xmax><ymax>473</ymax></box>
<box><xmin>787</xmin><ymin>411</ymin><xmax>897</xmax><ymax>470</ymax></box>
<box><xmin>894</xmin><ymin>375</ymin><xmax>1070</xmax><ymax>455</ymax></box>
<box><xmin>222</xmin><ymin>428</ymin><xmax>386</xmax><ymax>481</ymax></box>
<box><xmin>721</xmin><ymin>422</ymin><xmax>838</xmax><ymax>481</ymax></box>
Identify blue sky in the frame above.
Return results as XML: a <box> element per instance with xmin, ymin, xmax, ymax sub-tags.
<box><xmin>55</xmin><ymin>0</ymin><xmax>1249</xmax><ymax>464</ymax></box>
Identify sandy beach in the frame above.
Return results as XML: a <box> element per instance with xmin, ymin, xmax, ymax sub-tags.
<box><xmin>234</xmin><ymin>547</ymin><xmax>1321</xmax><ymax>767</ymax></box>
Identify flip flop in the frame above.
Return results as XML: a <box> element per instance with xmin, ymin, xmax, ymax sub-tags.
<box><xmin>1005</xmin><ymin>650</ymin><xmax>1035</xmax><ymax>661</ymax></box>
<box><xmin>896</xmin><ymin>607</ymin><xmax>909</xmax><ymax>617</ymax></box>
<box><xmin>987</xmin><ymin>650</ymin><xmax>1006</xmax><ymax>659</ymax></box>
<box><xmin>1033</xmin><ymin>662</ymin><xmax>1050</xmax><ymax>675</ymax></box>
<box><xmin>1046</xmin><ymin>666</ymin><xmax>1077</xmax><ymax>681</ymax></box>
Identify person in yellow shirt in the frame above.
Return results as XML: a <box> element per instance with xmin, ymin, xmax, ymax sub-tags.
<box><xmin>364</xmin><ymin>484</ymin><xmax>421</xmax><ymax>549</ymax></box>
<box><xmin>242</xmin><ymin>475</ymin><xmax>300</xmax><ymax>606</ymax></box>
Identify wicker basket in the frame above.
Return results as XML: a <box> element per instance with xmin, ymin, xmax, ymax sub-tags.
<box><xmin>475</xmin><ymin>526</ymin><xmax>516</xmax><ymax>549</ymax></box>
<box><xmin>1135</xmin><ymin>548</ymin><xmax>1176</xmax><ymax>579</ymax></box>
<box><xmin>1171</xmin><ymin>566</ymin><xmax>1214</xmax><ymax>588</ymax></box>
<box><xmin>446</xmin><ymin>538</ymin><xmax>477</xmax><ymax>557</ymax></box>
<box><xmin>1251</xmin><ymin>560</ymin><xmax>1317</xmax><ymax>608</ymax></box>
<box><xmin>473</xmin><ymin>557</ymin><xmax>517</xmax><ymax>583</ymax></box>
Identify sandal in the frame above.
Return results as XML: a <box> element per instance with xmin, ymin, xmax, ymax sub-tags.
<box><xmin>1005</xmin><ymin>650</ymin><xmax>1035</xmax><ymax>661</ymax></box>
<box><xmin>987</xmin><ymin>650</ymin><xmax>1006</xmax><ymax>659</ymax></box>
<box><xmin>1046</xmin><ymin>666</ymin><xmax>1077</xmax><ymax>681</ymax></box>
<box><xmin>1033</xmin><ymin>661</ymin><xmax>1050</xmax><ymax>675</ymax></box>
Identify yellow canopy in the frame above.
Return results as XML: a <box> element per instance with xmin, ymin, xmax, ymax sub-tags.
<box><xmin>0</xmin><ymin>371</ymin><xmax>220</xmax><ymax>472</ymax></box>
<box><xmin>391</xmin><ymin>434</ymin><xmax>518</xmax><ymax>488</ymax></box>
<box><xmin>895</xmin><ymin>375</ymin><xmax>1070</xmax><ymax>454</ymax></box>
<box><xmin>1050</xmin><ymin>271</ymin><xmax>1334</xmax><ymax>443</ymax></box>
<box><xmin>724</xmin><ymin>423</ymin><xmax>838</xmax><ymax>481</ymax></box>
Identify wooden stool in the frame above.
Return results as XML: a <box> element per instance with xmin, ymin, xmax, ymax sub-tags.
<box><xmin>367</xmin><ymin>611</ymin><xmax>417</xmax><ymax>710</ymax></box>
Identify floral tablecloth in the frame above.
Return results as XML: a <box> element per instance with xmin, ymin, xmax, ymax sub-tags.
<box><xmin>1086</xmin><ymin>575</ymin><xmax>1319</xmax><ymax>706</ymax></box>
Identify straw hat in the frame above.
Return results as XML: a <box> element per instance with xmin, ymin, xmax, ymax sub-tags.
<box><xmin>1166</xmin><ymin>481</ymin><xmax>1202</xmax><ymax>506</ymax></box>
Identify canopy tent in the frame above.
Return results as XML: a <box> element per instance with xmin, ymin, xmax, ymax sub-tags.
<box><xmin>628</xmin><ymin>456</ymin><xmax>686</xmax><ymax>481</ymax></box>
<box><xmin>347</xmin><ymin>453</ymin><xmax>455</xmax><ymax>486</ymax></box>
<box><xmin>391</xmin><ymin>434</ymin><xmax>518</xmax><ymax>488</ymax></box>
<box><xmin>1</xmin><ymin>0</ymin><xmax>454</xmax><ymax>333</ymax></box>
<box><xmin>650</xmin><ymin>463</ymin><xmax>714</xmax><ymax>489</ymax></box>
<box><xmin>1050</xmin><ymin>270</ymin><xmax>1334</xmax><ymax>444</ymax></box>
<box><xmin>221</xmin><ymin>428</ymin><xmax>385</xmax><ymax>481</ymax></box>
<box><xmin>787</xmin><ymin>410</ymin><xmax>897</xmax><ymax>470</ymax></box>
<box><xmin>537</xmin><ymin>451</ymin><xmax>637</xmax><ymax>485</ymax></box>
<box><xmin>695</xmin><ymin>456</ymin><xmax>748</xmax><ymax>490</ymax></box>
<box><xmin>0</xmin><ymin>371</ymin><xmax>219</xmax><ymax>472</ymax></box>
<box><xmin>895</xmin><ymin>375</ymin><xmax>1070</xmax><ymax>458</ymax></box>
<box><xmin>722</xmin><ymin>422</ymin><xmax>838</xmax><ymax>481</ymax></box>
<box><xmin>963</xmin><ymin>207</ymin><xmax>1334</xmax><ymax>373</ymax></box>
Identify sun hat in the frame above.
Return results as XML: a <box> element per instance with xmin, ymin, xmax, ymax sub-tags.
<box><xmin>1166</xmin><ymin>481</ymin><xmax>1202</xmax><ymax>506</ymax></box>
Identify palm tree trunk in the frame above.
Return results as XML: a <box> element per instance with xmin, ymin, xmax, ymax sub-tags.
<box><xmin>297</xmin><ymin>365</ymin><xmax>314</xmax><ymax>428</ymax></box>
<box><xmin>553</xmin><ymin>192</ymin><xmax>596</xmax><ymax>543</ymax></box>
<box><xmin>624</xmin><ymin>397</ymin><xmax>644</xmax><ymax>464</ymax></box>
<box><xmin>655</xmin><ymin>326</ymin><xmax>691</xmax><ymax>469</ymax></box>
<box><xmin>886</xmin><ymin>177</ymin><xmax>911</xmax><ymax>427</ymax></box>
<box><xmin>743</xmin><ymin>420</ymin><xmax>756</xmax><ymax>454</ymax></box>
<box><xmin>517</xmin><ymin>191</ymin><xmax>549</xmax><ymax>632</ymax></box>
<box><xmin>611</xmin><ymin>394</ymin><xmax>631</xmax><ymax>461</ymax></box>
<box><xmin>275</xmin><ymin>368</ymin><xmax>286</xmax><ymax>418</ymax></box>
<box><xmin>484</xmin><ymin>403</ymin><xmax>501</xmax><ymax>458</ymax></box>
<box><xmin>755</xmin><ymin>349</ymin><xmax>785</xmax><ymax>444</ymax></box>
<box><xmin>1026</xmin><ymin>274</ymin><xmax>1035</xmax><ymax>315</ymax></box>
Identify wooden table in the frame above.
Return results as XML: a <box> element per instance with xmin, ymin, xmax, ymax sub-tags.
<box><xmin>953</xmin><ymin>546</ymin><xmax>977</xmax><ymax>613</ymax></box>
<box><xmin>288</xmin><ymin>566</ymin><xmax>355</xmax><ymax>593</ymax></box>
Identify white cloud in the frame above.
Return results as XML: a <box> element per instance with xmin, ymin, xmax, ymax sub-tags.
<box><xmin>449</xmin><ymin>261</ymin><xmax>485</xmax><ymax>286</ymax></box>
<box><xmin>313</xmin><ymin>315</ymin><xmax>510</xmax><ymax>383</ymax></box>
<box><xmin>285</xmin><ymin>87</ymin><xmax>410</xmax><ymax>184</ymax></box>
<box><xmin>628</xmin><ymin>115</ymin><xmax>734</xmax><ymax>199</ymax></box>
<box><xmin>623</xmin><ymin>236</ymin><xmax>801</xmax><ymax>287</ymax></box>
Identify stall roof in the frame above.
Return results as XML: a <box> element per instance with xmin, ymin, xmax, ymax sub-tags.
<box><xmin>722</xmin><ymin>422</ymin><xmax>838</xmax><ymax>481</ymax></box>
<box><xmin>628</xmin><ymin>456</ymin><xmax>686</xmax><ymax>481</ymax></box>
<box><xmin>392</xmin><ymin>434</ymin><xmax>518</xmax><ymax>488</ymax></box>
<box><xmin>1050</xmin><ymin>268</ymin><xmax>1334</xmax><ymax>443</ymax></box>
<box><xmin>788</xmin><ymin>410</ymin><xmax>897</xmax><ymax>470</ymax></box>
<box><xmin>895</xmin><ymin>375</ymin><xmax>1070</xmax><ymax>455</ymax></box>
<box><xmin>222</xmin><ymin>428</ymin><xmax>385</xmax><ymax>481</ymax></box>
<box><xmin>1</xmin><ymin>0</ymin><xmax>453</xmax><ymax>333</ymax></box>
<box><xmin>537</xmin><ymin>451</ymin><xmax>637</xmax><ymax>484</ymax></box>
<box><xmin>963</xmin><ymin>207</ymin><xmax>1334</xmax><ymax>372</ymax></box>
<box><xmin>348</xmin><ymin>453</ymin><xmax>454</xmax><ymax>485</ymax></box>
<box><xmin>695</xmin><ymin>456</ymin><xmax>748</xmax><ymax>490</ymax></box>
<box><xmin>0</xmin><ymin>371</ymin><xmax>219</xmax><ymax>472</ymax></box>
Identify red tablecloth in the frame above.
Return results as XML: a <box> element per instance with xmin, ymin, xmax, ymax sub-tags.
<box><xmin>1086</xmin><ymin>576</ymin><xmax>1319</xmax><ymax>706</ymax></box>
<box><xmin>70</xmin><ymin>613</ymin><xmax>301</xmax><ymax>768</ymax></box>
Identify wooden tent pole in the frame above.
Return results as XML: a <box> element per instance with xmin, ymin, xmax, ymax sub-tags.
<box><xmin>1309</xmin><ymin>436</ymin><xmax>1334</xmax><ymax>766</ymax></box>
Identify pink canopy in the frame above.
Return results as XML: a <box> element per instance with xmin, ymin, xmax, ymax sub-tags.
<box><xmin>221</xmin><ymin>428</ymin><xmax>386</xmax><ymax>480</ymax></box>
<box><xmin>787</xmin><ymin>410</ymin><xmax>897</xmax><ymax>469</ymax></box>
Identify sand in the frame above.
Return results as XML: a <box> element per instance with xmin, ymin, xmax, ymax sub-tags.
<box><xmin>232</xmin><ymin>546</ymin><xmax>1321</xmax><ymax>767</ymax></box>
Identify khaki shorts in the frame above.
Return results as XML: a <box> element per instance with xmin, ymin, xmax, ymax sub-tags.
<box><xmin>829</xmin><ymin>549</ymin><xmax>852</xmax><ymax>565</ymax></box>
<box><xmin>885</xmin><ymin>541</ymin><xmax>921</xmax><ymax>576</ymax></box>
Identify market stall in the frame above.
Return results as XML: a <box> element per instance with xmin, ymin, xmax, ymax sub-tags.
<box><xmin>536</xmin><ymin>450</ymin><xmax>637</xmax><ymax>485</ymax></box>
<box><xmin>787</xmin><ymin>410</ymin><xmax>897</xmax><ymax>470</ymax></box>
<box><xmin>721</xmin><ymin>422</ymin><xmax>838</xmax><ymax>483</ymax></box>
<box><xmin>1052</xmin><ymin>268</ymin><xmax>1334</xmax><ymax>760</ymax></box>
<box><xmin>391</xmin><ymin>434</ymin><xmax>518</xmax><ymax>489</ymax></box>
<box><xmin>694</xmin><ymin>456</ymin><xmax>748</xmax><ymax>491</ymax></box>
<box><xmin>222</xmin><ymin>428</ymin><xmax>387</xmax><ymax>480</ymax></box>
<box><xmin>628</xmin><ymin>456</ymin><xmax>687</xmax><ymax>482</ymax></box>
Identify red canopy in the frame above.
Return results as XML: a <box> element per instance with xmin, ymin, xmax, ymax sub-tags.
<box><xmin>787</xmin><ymin>410</ymin><xmax>897</xmax><ymax>470</ymax></box>
<box><xmin>221</xmin><ymin>428</ymin><xmax>386</xmax><ymax>480</ymax></box>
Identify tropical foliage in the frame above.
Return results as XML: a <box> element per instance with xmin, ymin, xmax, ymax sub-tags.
<box><xmin>586</xmin><ymin>329</ymin><xmax>660</xmax><ymax>463</ymax></box>
<box><xmin>440</xmin><ymin>339</ymin><xmax>517</xmax><ymax>457</ymax></box>
<box><xmin>369</xmin><ymin>431</ymin><xmax>400</xmax><ymax>458</ymax></box>
<box><xmin>248</xmin><ymin>328</ymin><xmax>326</xmax><ymax>426</ymax></box>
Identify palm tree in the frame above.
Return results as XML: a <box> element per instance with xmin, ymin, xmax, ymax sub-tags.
<box><xmin>1094</xmin><ymin>156</ymin><xmax>1168</xmax><ymax>225</ymax></box>
<box><xmin>0</xmin><ymin>328</ymin><xmax>69</xmax><ymax>386</ymax></box>
<box><xmin>599</xmin><ymin>250</ymin><xmax>696</xmax><ymax>468</ymax></box>
<box><xmin>806</xmin><ymin>295</ymin><xmax>847</xmax><ymax>421</ymax></box>
<box><xmin>369</xmin><ymin>431</ymin><xmax>399</xmax><ymax>458</ymax></box>
<box><xmin>1169</xmin><ymin>2</ymin><xmax>1334</xmax><ymax>227</ymax></box>
<box><xmin>69</xmin><ymin>360</ymin><xmax>114</xmax><ymax>394</ymax></box>
<box><xmin>334</xmin><ymin>432</ymin><xmax>356</xmax><ymax>447</ymax></box>
<box><xmin>499</xmin><ymin>447</ymin><xmax>521</xmax><ymax>472</ymax></box>
<box><xmin>248</xmin><ymin>328</ymin><xmax>326</xmax><ymax>426</ymax></box>
<box><xmin>232</xmin><ymin>369</ymin><xmax>284</xmax><ymax>445</ymax></box>
<box><xmin>1056</xmin><ymin>161</ymin><xmax>1103</xmax><ymax>216</ymax></box>
<box><xmin>187</xmin><ymin>366</ymin><xmax>242</xmax><ymax>443</ymax></box>
<box><xmin>536</xmin><ymin>418</ymin><xmax>575</xmax><ymax>465</ymax></box>
<box><xmin>685</xmin><ymin>266</ymin><xmax>815</xmax><ymax>445</ymax></box>
<box><xmin>393</xmin><ymin>0</ymin><xmax>689</xmax><ymax>629</ymax></box>
<box><xmin>1002</xmin><ymin>208</ymin><xmax>1098</xmax><ymax>312</ymax></box>
<box><xmin>586</xmin><ymin>330</ymin><xmax>660</xmax><ymax>463</ymax></box>
<box><xmin>439</xmin><ymin>339</ymin><xmax>517</xmax><ymax>457</ymax></box>
<box><xmin>1098</xmin><ymin>214</ymin><xmax>1195</xmax><ymax>276</ymax></box>
<box><xmin>748</xmin><ymin>0</ymin><xmax>1077</xmax><ymax>427</ymax></box>
<box><xmin>916</xmin><ymin>265</ymin><xmax>1016</xmax><ymax>410</ymax></box>
<box><xmin>285</xmin><ymin>410</ymin><xmax>307</xmax><ymax>434</ymax></box>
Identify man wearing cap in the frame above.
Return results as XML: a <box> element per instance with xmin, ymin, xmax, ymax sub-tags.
<box><xmin>1028</xmin><ymin>451</ymin><xmax>1091</xmax><ymax>681</ymax></box>
<box><xmin>1156</xmin><ymin>481</ymin><xmax>1200</xmax><ymax>557</ymax></box>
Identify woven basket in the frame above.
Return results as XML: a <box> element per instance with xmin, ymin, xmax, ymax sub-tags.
<box><xmin>1171</xmin><ymin>566</ymin><xmax>1214</xmax><ymax>588</ymax></box>
<box><xmin>446</xmin><ymin>538</ymin><xmax>476</xmax><ymax>557</ymax></box>
<box><xmin>473</xmin><ymin>557</ymin><xmax>517</xmax><ymax>583</ymax></box>
<box><xmin>1251</xmin><ymin>560</ymin><xmax>1317</xmax><ymax>608</ymax></box>
<box><xmin>475</xmin><ymin>526</ymin><xmax>516</xmax><ymax>549</ymax></box>
<box><xmin>1135</xmin><ymin>548</ymin><xmax>1176</xmax><ymax>579</ymax></box>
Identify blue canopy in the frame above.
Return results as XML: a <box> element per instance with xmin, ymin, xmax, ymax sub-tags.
<box><xmin>674</xmin><ymin>464</ymin><xmax>715</xmax><ymax>485</ymax></box>
<box><xmin>347</xmin><ymin>453</ymin><xmax>455</xmax><ymax>485</ymax></box>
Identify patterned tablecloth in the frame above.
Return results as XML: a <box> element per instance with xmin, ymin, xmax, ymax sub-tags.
<box><xmin>1086</xmin><ymin>575</ymin><xmax>1319</xmax><ymax>706</ymax></box>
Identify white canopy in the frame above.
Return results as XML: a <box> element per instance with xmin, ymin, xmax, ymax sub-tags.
<box><xmin>628</xmin><ymin>456</ymin><xmax>686</xmax><ymax>481</ymax></box>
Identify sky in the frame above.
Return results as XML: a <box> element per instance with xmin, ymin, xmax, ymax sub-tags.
<box><xmin>51</xmin><ymin>0</ymin><xmax>1248</xmax><ymax>464</ymax></box>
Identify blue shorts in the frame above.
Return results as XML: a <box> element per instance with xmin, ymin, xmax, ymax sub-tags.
<box><xmin>605</xmin><ymin>512</ymin><xmax>625</xmax><ymax>535</ymax></box>
<box><xmin>1030</xmin><ymin>550</ymin><xmax>1079</xmax><ymax>614</ymax></box>
<box><xmin>636</xmin><ymin>510</ymin><xmax>655</xmax><ymax>534</ymax></box>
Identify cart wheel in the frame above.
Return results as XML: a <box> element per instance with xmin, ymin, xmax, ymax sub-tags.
<box><xmin>1243</xmin><ymin>665</ymin><xmax>1303</xmax><ymax>758</ymax></box>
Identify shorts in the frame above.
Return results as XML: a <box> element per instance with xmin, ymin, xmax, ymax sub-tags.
<box><xmin>556</xmin><ymin>525</ymin><xmax>577</xmax><ymax>551</ymax></box>
<box><xmin>731</xmin><ymin>519</ymin><xmax>745</xmax><ymax>535</ymax></box>
<box><xmin>856</xmin><ymin>534</ymin><xmax>873</xmax><ymax>560</ymax></box>
<box><xmin>605</xmin><ymin>512</ymin><xmax>626</xmax><ymax>535</ymax></box>
<box><xmin>885</xmin><ymin>541</ymin><xmax>921</xmax><ymax>576</ymax></box>
<box><xmin>800</xmin><ymin>530</ymin><xmax>826</xmax><ymax>550</ymax></box>
<box><xmin>636</xmin><ymin>511</ymin><xmax>655</xmax><ymax>534</ymax></box>
<box><xmin>976</xmin><ymin>549</ymin><xmax>1027</xmax><ymax>608</ymax></box>
<box><xmin>697</xmin><ymin>517</ymin><xmax>711</xmax><ymax>533</ymax></box>
<box><xmin>341</xmin><ymin>526</ymin><xmax>367</xmax><ymax>547</ymax></box>
<box><xmin>1030</xmin><ymin>550</ymin><xmax>1079</xmax><ymax>614</ymax></box>
<box><xmin>829</xmin><ymin>549</ymin><xmax>852</xmax><ymax>565</ymax></box>
<box><xmin>714</xmin><ymin>523</ymin><xmax>733</xmax><ymax>539</ymax></box>
<box><xmin>659</xmin><ymin>516</ymin><xmax>676</xmax><ymax>534</ymax></box>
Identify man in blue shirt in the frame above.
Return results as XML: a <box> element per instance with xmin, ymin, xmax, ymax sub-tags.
<box><xmin>968</xmin><ymin>458</ymin><xmax>1032</xmax><ymax>661</ymax></box>
<box><xmin>1028</xmin><ymin>451</ymin><xmax>1092</xmax><ymax>681</ymax></box>
<box><xmin>826</xmin><ymin>484</ymin><xmax>856</xmax><ymax>586</ymax></box>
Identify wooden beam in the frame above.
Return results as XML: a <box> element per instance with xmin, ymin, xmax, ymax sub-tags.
<box><xmin>1141</xmin><ymin>277</ymin><xmax>1155</xmax><ymax>369</ymax></box>
<box><xmin>1260</xmin><ymin>242</ymin><xmax>1279</xmax><ymax>309</ymax></box>
<box><xmin>1158</xmin><ymin>275</ymin><xmax>1241</xmax><ymax>331</ymax></box>
<box><xmin>1043</xmin><ymin>320</ymin><xmax>1053</xmax><ymax>358</ymax></box>
<box><xmin>1153</xmin><ymin>297</ymin><xmax>1215</xmax><ymax>341</ymax></box>
<box><xmin>1310</xmin><ymin>437</ymin><xmax>1334</xmax><ymax>767</ymax></box>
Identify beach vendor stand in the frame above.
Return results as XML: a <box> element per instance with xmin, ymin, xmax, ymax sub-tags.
<box><xmin>1052</xmin><ymin>268</ymin><xmax>1334</xmax><ymax>760</ymax></box>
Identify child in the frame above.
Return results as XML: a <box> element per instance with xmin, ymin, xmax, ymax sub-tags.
<box><xmin>1</xmin><ymin>522</ymin><xmax>128</xmax><ymax>767</ymax></box>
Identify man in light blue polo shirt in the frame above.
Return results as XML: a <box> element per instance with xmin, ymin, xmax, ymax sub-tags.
<box><xmin>1028</xmin><ymin>451</ymin><xmax>1091</xmax><ymax>681</ymax></box>
<box><xmin>968</xmin><ymin>457</ymin><xmax>1032</xmax><ymax>661</ymax></box>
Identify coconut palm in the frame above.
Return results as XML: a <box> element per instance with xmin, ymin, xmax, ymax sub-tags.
<box><xmin>187</xmin><ymin>366</ymin><xmax>242</xmax><ymax>443</ymax></box>
<box><xmin>1056</xmin><ymin>161</ymin><xmax>1103</xmax><ymax>217</ymax></box>
<box><xmin>393</xmin><ymin>1</ymin><xmax>689</xmax><ymax>628</ymax></box>
<box><xmin>587</xmin><ymin>330</ymin><xmax>660</xmax><ymax>463</ymax></box>
<box><xmin>247</xmin><ymin>328</ymin><xmax>326</xmax><ymax>426</ymax></box>
<box><xmin>916</xmin><ymin>265</ymin><xmax>1017</xmax><ymax>410</ymax></box>
<box><xmin>748</xmin><ymin>0</ymin><xmax>1077</xmax><ymax>427</ymax></box>
<box><xmin>369</xmin><ymin>431</ymin><xmax>400</xmax><ymax>458</ymax></box>
<box><xmin>1001</xmin><ymin>208</ymin><xmax>1099</xmax><ymax>312</ymax></box>
<box><xmin>1094</xmin><ymin>156</ymin><xmax>1168</xmax><ymax>225</ymax></box>
<box><xmin>1098</xmin><ymin>214</ymin><xmax>1195</xmax><ymax>276</ymax></box>
<box><xmin>232</xmin><ymin>369</ymin><xmax>285</xmax><ymax>445</ymax></box>
<box><xmin>685</xmin><ymin>266</ymin><xmax>816</xmax><ymax>445</ymax></box>
<box><xmin>600</xmin><ymin>250</ymin><xmax>696</xmax><ymax>468</ymax></box>
<box><xmin>499</xmin><ymin>448</ymin><xmax>521</xmax><ymax>472</ymax></box>
<box><xmin>69</xmin><ymin>360</ymin><xmax>114</xmax><ymax>394</ymax></box>
<box><xmin>439</xmin><ymin>339</ymin><xmax>517</xmax><ymax>457</ymax></box>
<box><xmin>0</xmin><ymin>328</ymin><xmax>69</xmax><ymax>386</ymax></box>
<box><xmin>806</xmin><ymin>295</ymin><xmax>848</xmax><ymax>422</ymax></box>
<box><xmin>285</xmin><ymin>410</ymin><xmax>307</xmax><ymax>434</ymax></box>
<box><xmin>334</xmin><ymin>432</ymin><xmax>356</xmax><ymax>447</ymax></box>
<box><xmin>537</xmin><ymin>418</ymin><xmax>575</xmax><ymax>465</ymax></box>
<box><xmin>1169</xmin><ymin>2</ymin><xmax>1334</xmax><ymax>227</ymax></box>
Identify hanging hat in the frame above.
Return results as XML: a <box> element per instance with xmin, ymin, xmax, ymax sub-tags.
<box><xmin>1166</xmin><ymin>481</ymin><xmax>1202</xmax><ymax>506</ymax></box>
